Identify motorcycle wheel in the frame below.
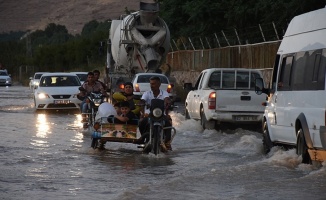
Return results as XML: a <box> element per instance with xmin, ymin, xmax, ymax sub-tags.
<box><xmin>153</xmin><ymin>125</ymin><xmax>162</xmax><ymax>155</ymax></box>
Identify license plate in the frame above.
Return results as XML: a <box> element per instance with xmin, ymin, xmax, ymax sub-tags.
<box><xmin>235</xmin><ymin>116</ymin><xmax>257</xmax><ymax>121</ymax></box>
<box><xmin>54</xmin><ymin>100</ymin><xmax>70</xmax><ymax>104</ymax></box>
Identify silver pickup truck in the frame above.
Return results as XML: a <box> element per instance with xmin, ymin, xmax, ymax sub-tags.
<box><xmin>184</xmin><ymin>68</ymin><xmax>266</xmax><ymax>130</ymax></box>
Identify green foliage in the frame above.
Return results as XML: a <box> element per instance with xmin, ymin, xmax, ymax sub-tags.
<box><xmin>159</xmin><ymin>0</ymin><xmax>326</xmax><ymax>39</ymax></box>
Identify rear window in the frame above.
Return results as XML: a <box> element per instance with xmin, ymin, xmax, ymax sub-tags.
<box><xmin>208</xmin><ymin>70</ymin><xmax>261</xmax><ymax>89</ymax></box>
<box><xmin>137</xmin><ymin>75</ymin><xmax>169</xmax><ymax>84</ymax></box>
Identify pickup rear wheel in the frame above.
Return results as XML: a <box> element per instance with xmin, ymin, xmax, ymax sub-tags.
<box><xmin>262</xmin><ymin>121</ymin><xmax>274</xmax><ymax>154</ymax></box>
<box><xmin>200</xmin><ymin>107</ymin><xmax>215</xmax><ymax>130</ymax></box>
<box><xmin>296</xmin><ymin>128</ymin><xmax>311</xmax><ymax>164</ymax></box>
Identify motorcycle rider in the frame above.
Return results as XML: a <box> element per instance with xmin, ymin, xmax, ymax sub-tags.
<box><xmin>136</xmin><ymin>76</ymin><xmax>173</xmax><ymax>151</ymax></box>
<box><xmin>78</xmin><ymin>71</ymin><xmax>107</xmax><ymax>122</ymax></box>
<box><xmin>93</xmin><ymin>69</ymin><xmax>107</xmax><ymax>90</ymax></box>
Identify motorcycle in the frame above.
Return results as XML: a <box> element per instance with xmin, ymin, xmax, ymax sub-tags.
<box><xmin>89</xmin><ymin>98</ymin><xmax>176</xmax><ymax>155</ymax></box>
<box><xmin>79</xmin><ymin>87</ymin><xmax>105</xmax><ymax>128</ymax></box>
<box><xmin>141</xmin><ymin>99</ymin><xmax>176</xmax><ymax>155</ymax></box>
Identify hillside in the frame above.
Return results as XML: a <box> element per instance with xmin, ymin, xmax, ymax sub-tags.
<box><xmin>0</xmin><ymin>0</ymin><xmax>142</xmax><ymax>34</ymax></box>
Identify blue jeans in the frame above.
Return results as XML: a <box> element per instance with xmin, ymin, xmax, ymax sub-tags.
<box><xmin>80</xmin><ymin>99</ymin><xmax>89</xmax><ymax>113</ymax></box>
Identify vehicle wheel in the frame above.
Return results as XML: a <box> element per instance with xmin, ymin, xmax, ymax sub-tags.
<box><xmin>185</xmin><ymin>107</ymin><xmax>190</xmax><ymax>119</ymax></box>
<box><xmin>152</xmin><ymin>126</ymin><xmax>161</xmax><ymax>155</ymax></box>
<box><xmin>200</xmin><ymin>107</ymin><xmax>215</xmax><ymax>130</ymax></box>
<box><xmin>262</xmin><ymin>120</ymin><xmax>274</xmax><ymax>154</ymax></box>
<box><xmin>296</xmin><ymin>128</ymin><xmax>311</xmax><ymax>164</ymax></box>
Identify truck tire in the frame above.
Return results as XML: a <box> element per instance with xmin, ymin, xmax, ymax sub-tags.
<box><xmin>200</xmin><ymin>107</ymin><xmax>215</xmax><ymax>130</ymax></box>
<box><xmin>262</xmin><ymin>120</ymin><xmax>274</xmax><ymax>154</ymax></box>
<box><xmin>296</xmin><ymin>128</ymin><xmax>311</xmax><ymax>164</ymax></box>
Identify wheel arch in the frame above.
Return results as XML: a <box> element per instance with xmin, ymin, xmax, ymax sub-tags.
<box><xmin>295</xmin><ymin>113</ymin><xmax>313</xmax><ymax>149</ymax></box>
<box><xmin>263</xmin><ymin>116</ymin><xmax>275</xmax><ymax>142</ymax></box>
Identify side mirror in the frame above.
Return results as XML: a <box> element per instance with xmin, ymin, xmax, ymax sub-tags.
<box><xmin>29</xmin><ymin>77</ymin><xmax>33</xmax><ymax>80</ymax></box>
<box><xmin>255</xmin><ymin>78</ymin><xmax>269</xmax><ymax>95</ymax></box>
<box><xmin>183</xmin><ymin>82</ymin><xmax>193</xmax><ymax>90</ymax></box>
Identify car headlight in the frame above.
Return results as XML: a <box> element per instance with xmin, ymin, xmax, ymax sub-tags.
<box><xmin>37</xmin><ymin>93</ymin><xmax>50</xmax><ymax>99</ymax></box>
<box><xmin>152</xmin><ymin>108</ymin><xmax>163</xmax><ymax>118</ymax></box>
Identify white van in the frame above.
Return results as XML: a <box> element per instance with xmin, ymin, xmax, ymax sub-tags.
<box><xmin>255</xmin><ymin>7</ymin><xmax>326</xmax><ymax>164</ymax></box>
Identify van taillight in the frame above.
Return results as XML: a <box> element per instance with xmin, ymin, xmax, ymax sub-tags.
<box><xmin>167</xmin><ymin>84</ymin><xmax>172</xmax><ymax>93</ymax></box>
<box><xmin>208</xmin><ymin>92</ymin><xmax>216</xmax><ymax>109</ymax></box>
<box><xmin>135</xmin><ymin>83</ymin><xmax>140</xmax><ymax>92</ymax></box>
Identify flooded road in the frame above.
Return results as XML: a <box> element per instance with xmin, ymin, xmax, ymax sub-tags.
<box><xmin>1</xmin><ymin>86</ymin><xmax>325</xmax><ymax>200</ymax></box>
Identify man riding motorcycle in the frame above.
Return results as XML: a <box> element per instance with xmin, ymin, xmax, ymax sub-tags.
<box><xmin>136</xmin><ymin>76</ymin><xmax>173</xmax><ymax>151</ymax></box>
<box><xmin>77</xmin><ymin>71</ymin><xmax>107</xmax><ymax>123</ymax></box>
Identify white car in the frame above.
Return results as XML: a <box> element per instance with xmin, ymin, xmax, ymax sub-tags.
<box><xmin>30</xmin><ymin>72</ymin><xmax>48</xmax><ymax>89</ymax></box>
<box><xmin>0</xmin><ymin>70</ymin><xmax>12</xmax><ymax>86</ymax></box>
<box><xmin>34</xmin><ymin>73</ymin><xmax>82</xmax><ymax>110</ymax></box>
<box><xmin>70</xmin><ymin>72</ymin><xmax>88</xmax><ymax>85</ymax></box>
<box><xmin>131</xmin><ymin>73</ymin><xmax>175</xmax><ymax>99</ymax></box>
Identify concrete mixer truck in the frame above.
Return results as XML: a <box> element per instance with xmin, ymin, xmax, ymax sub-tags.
<box><xmin>105</xmin><ymin>2</ymin><xmax>171</xmax><ymax>101</ymax></box>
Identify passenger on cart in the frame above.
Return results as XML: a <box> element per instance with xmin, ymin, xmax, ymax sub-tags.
<box><xmin>112</xmin><ymin>82</ymin><xmax>141</xmax><ymax>116</ymax></box>
<box><xmin>108</xmin><ymin>101</ymin><xmax>138</xmax><ymax>125</ymax></box>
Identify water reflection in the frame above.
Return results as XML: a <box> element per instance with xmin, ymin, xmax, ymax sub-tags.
<box><xmin>36</xmin><ymin>114</ymin><xmax>50</xmax><ymax>138</ymax></box>
<box><xmin>30</xmin><ymin>114</ymin><xmax>51</xmax><ymax>148</ymax></box>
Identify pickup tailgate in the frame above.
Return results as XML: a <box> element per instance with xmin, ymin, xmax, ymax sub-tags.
<box><xmin>215</xmin><ymin>90</ymin><xmax>265</xmax><ymax>112</ymax></box>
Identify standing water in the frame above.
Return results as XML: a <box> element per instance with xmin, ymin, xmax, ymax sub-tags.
<box><xmin>0</xmin><ymin>86</ymin><xmax>325</xmax><ymax>200</ymax></box>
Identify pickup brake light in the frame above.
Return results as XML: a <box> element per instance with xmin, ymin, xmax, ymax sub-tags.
<box><xmin>208</xmin><ymin>92</ymin><xmax>216</xmax><ymax>109</ymax></box>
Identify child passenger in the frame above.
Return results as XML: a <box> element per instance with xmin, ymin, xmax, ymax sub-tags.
<box><xmin>109</xmin><ymin>101</ymin><xmax>138</xmax><ymax>125</ymax></box>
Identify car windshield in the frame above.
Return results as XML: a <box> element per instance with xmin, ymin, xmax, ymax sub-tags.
<box><xmin>39</xmin><ymin>76</ymin><xmax>80</xmax><ymax>87</ymax></box>
<box><xmin>137</xmin><ymin>75</ymin><xmax>169</xmax><ymax>84</ymax></box>
<box><xmin>76</xmin><ymin>74</ymin><xmax>87</xmax><ymax>82</ymax></box>
<box><xmin>34</xmin><ymin>74</ymin><xmax>43</xmax><ymax>79</ymax></box>
<box><xmin>0</xmin><ymin>71</ymin><xmax>8</xmax><ymax>76</ymax></box>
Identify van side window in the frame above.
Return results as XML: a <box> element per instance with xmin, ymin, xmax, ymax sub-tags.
<box><xmin>306</xmin><ymin>50</ymin><xmax>325</xmax><ymax>90</ymax></box>
<box><xmin>278</xmin><ymin>56</ymin><xmax>293</xmax><ymax>91</ymax></box>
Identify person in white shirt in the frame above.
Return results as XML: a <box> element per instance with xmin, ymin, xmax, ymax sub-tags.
<box><xmin>136</xmin><ymin>76</ymin><xmax>172</xmax><ymax>151</ymax></box>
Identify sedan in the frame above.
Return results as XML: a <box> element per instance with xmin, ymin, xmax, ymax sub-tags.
<box><xmin>0</xmin><ymin>70</ymin><xmax>12</xmax><ymax>86</ymax></box>
<box><xmin>34</xmin><ymin>73</ymin><xmax>82</xmax><ymax>110</ymax></box>
<box><xmin>131</xmin><ymin>73</ymin><xmax>175</xmax><ymax>99</ymax></box>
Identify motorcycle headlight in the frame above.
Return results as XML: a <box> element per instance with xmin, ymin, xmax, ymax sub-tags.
<box><xmin>153</xmin><ymin>108</ymin><xmax>163</xmax><ymax>118</ymax></box>
<box><xmin>94</xmin><ymin>99</ymin><xmax>102</xmax><ymax>106</ymax></box>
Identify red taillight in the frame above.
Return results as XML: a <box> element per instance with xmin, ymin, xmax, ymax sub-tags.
<box><xmin>167</xmin><ymin>84</ymin><xmax>172</xmax><ymax>93</ymax></box>
<box><xmin>135</xmin><ymin>83</ymin><xmax>140</xmax><ymax>92</ymax></box>
<box><xmin>208</xmin><ymin>92</ymin><xmax>216</xmax><ymax>109</ymax></box>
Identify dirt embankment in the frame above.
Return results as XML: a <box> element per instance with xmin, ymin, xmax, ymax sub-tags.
<box><xmin>0</xmin><ymin>0</ymin><xmax>141</xmax><ymax>34</ymax></box>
